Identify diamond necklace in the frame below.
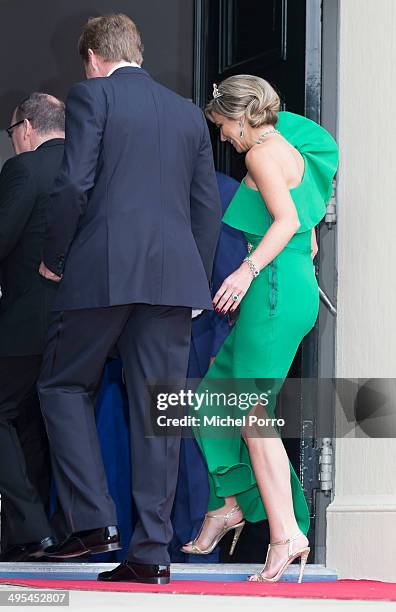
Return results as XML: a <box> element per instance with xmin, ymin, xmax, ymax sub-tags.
<box><xmin>255</xmin><ymin>128</ymin><xmax>280</xmax><ymax>144</ymax></box>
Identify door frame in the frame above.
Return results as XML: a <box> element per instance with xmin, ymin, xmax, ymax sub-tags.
<box><xmin>192</xmin><ymin>0</ymin><xmax>339</xmax><ymax>565</ymax></box>
<box><xmin>312</xmin><ymin>0</ymin><xmax>340</xmax><ymax>565</ymax></box>
<box><xmin>193</xmin><ymin>0</ymin><xmax>208</xmax><ymax>109</ymax></box>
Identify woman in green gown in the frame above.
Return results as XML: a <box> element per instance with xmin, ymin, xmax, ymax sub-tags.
<box><xmin>181</xmin><ymin>75</ymin><xmax>339</xmax><ymax>583</ymax></box>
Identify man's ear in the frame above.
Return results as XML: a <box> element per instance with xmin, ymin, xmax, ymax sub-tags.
<box><xmin>87</xmin><ymin>48</ymin><xmax>97</xmax><ymax>72</ymax></box>
<box><xmin>23</xmin><ymin>119</ymin><xmax>33</xmax><ymax>140</ymax></box>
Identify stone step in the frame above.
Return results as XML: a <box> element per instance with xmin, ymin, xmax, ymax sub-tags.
<box><xmin>0</xmin><ymin>562</ymin><xmax>337</xmax><ymax>583</ymax></box>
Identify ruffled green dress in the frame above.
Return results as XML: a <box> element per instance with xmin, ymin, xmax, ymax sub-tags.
<box><xmin>191</xmin><ymin>112</ymin><xmax>339</xmax><ymax>535</ymax></box>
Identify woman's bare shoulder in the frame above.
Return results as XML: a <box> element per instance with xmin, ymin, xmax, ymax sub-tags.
<box><xmin>245</xmin><ymin>142</ymin><xmax>284</xmax><ymax>180</ymax></box>
<box><xmin>246</xmin><ymin>138</ymin><xmax>303</xmax><ymax>188</ymax></box>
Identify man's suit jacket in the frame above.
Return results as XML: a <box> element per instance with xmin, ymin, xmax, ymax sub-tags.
<box><xmin>0</xmin><ymin>139</ymin><xmax>64</xmax><ymax>356</ymax></box>
<box><xmin>44</xmin><ymin>67</ymin><xmax>222</xmax><ymax>311</ymax></box>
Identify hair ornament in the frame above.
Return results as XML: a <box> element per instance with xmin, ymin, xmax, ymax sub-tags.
<box><xmin>212</xmin><ymin>83</ymin><xmax>223</xmax><ymax>99</ymax></box>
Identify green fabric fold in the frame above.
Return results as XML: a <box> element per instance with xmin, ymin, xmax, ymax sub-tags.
<box><xmin>222</xmin><ymin>111</ymin><xmax>339</xmax><ymax>235</ymax></box>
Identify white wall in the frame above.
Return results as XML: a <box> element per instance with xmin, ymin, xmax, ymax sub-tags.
<box><xmin>336</xmin><ymin>0</ymin><xmax>396</xmax><ymax>378</ymax></box>
<box><xmin>326</xmin><ymin>0</ymin><xmax>396</xmax><ymax>581</ymax></box>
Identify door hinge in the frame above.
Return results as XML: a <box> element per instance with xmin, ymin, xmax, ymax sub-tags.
<box><xmin>325</xmin><ymin>179</ymin><xmax>337</xmax><ymax>228</ymax></box>
<box><xmin>318</xmin><ymin>437</ymin><xmax>333</xmax><ymax>492</ymax></box>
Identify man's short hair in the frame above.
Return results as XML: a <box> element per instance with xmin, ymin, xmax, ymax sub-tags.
<box><xmin>78</xmin><ymin>13</ymin><xmax>144</xmax><ymax>65</ymax></box>
<box><xmin>15</xmin><ymin>93</ymin><xmax>65</xmax><ymax>135</ymax></box>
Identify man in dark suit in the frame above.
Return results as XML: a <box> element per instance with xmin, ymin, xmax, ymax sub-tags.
<box><xmin>0</xmin><ymin>92</ymin><xmax>65</xmax><ymax>561</ymax></box>
<box><xmin>37</xmin><ymin>14</ymin><xmax>221</xmax><ymax>583</ymax></box>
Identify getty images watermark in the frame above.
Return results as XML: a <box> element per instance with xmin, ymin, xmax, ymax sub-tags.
<box><xmin>144</xmin><ymin>378</ymin><xmax>396</xmax><ymax>438</ymax></box>
<box><xmin>155</xmin><ymin>388</ymin><xmax>285</xmax><ymax>430</ymax></box>
<box><xmin>144</xmin><ymin>379</ymin><xmax>288</xmax><ymax>437</ymax></box>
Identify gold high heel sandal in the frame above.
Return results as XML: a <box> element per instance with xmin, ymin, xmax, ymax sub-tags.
<box><xmin>181</xmin><ymin>504</ymin><xmax>245</xmax><ymax>555</ymax></box>
<box><xmin>248</xmin><ymin>531</ymin><xmax>310</xmax><ymax>583</ymax></box>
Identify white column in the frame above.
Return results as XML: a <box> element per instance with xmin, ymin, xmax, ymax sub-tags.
<box><xmin>326</xmin><ymin>0</ymin><xmax>396</xmax><ymax>581</ymax></box>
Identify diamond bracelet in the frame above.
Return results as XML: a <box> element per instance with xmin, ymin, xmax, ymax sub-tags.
<box><xmin>243</xmin><ymin>255</ymin><xmax>260</xmax><ymax>278</ymax></box>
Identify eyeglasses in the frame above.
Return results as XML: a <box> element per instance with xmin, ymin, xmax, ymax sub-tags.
<box><xmin>6</xmin><ymin>119</ymin><xmax>25</xmax><ymax>138</ymax></box>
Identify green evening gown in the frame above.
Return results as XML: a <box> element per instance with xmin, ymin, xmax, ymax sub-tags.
<box><xmin>191</xmin><ymin>111</ymin><xmax>339</xmax><ymax>536</ymax></box>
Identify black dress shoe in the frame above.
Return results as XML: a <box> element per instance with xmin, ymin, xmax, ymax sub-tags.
<box><xmin>0</xmin><ymin>536</ymin><xmax>57</xmax><ymax>562</ymax></box>
<box><xmin>44</xmin><ymin>526</ymin><xmax>121</xmax><ymax>559</ymax></box>
<box><xmin>97</xmin><ymin>560</ymin><xmax>170</xmax><ymax>584</ymax></box>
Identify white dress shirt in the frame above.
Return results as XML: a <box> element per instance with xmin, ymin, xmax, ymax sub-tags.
<box><xmin>106</xmin><ymin>61</ymin><xmax>140</xmax><ymax>76</ymax></box>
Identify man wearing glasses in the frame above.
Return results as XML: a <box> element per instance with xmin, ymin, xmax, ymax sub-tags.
<box><xmin>0</xmin><ymin>92</ymin><xmax>65</xmax><ymax>560</ymax></box>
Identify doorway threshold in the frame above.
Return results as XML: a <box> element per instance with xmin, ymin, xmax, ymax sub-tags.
<box><xmin>0</xmin><ymin>562</ymin><xmax>337</xmax><ymax>582</ymax></box>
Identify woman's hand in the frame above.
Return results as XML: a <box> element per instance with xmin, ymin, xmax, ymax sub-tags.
<box><xmin>212</xmin><ymin>262</ymin><xmax>253</xmax><ymax>315</ymax></box>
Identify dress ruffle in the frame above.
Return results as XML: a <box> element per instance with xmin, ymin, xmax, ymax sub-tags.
<box><xmin>222</xmin><ymin>111</ymin><xmax>339</xmax><ymax>235</ymax></box>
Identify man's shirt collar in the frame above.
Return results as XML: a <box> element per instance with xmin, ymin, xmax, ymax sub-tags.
<box><xmin>106</xmin><ymin>61</ymin><xmax>140</xmax><ymax>77</ymax></box>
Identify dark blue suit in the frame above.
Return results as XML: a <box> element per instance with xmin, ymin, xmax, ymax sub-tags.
<box><xmin>170</xmin><ymin>172</ymin><xmax>247</xmax><ymax>562</ymax></box>
<box><xmin>43</xmin><ymin>67</ymin><xmax>220</xmax><ymax>310</ymax></box>
<box><xmin>188</xmin><ymin>172</ymin><xmax>248</xmax><ymax>377</ymax></box>
<box><xmin>38</xmin><ymin>67</ymin><xmax>221</xmax><ymax>565</ymax></box>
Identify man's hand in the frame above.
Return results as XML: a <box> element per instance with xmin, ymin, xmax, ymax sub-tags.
<box><xmin>39</xmin><ymin>261</ymin><xmax>62</xmax><ymax>282</ymax></box>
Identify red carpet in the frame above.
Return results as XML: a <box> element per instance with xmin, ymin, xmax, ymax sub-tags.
<box><xmin>1</xmin><ymin>578</ymin><xmax>396</xmax><ymax>601</ymax></box>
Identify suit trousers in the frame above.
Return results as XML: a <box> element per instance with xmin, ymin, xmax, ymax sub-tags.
<box><xmin>0</xmin><ymin>356</ymin><xmax>52</xmax><ymax>549</ymax></box>
<box><xmin>38</xmin><ymin>303</ymin><xmax>192</xmax><ymax>564</ymax></box>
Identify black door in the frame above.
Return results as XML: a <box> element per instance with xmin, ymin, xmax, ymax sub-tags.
<box><xmin>194</xmin><ymin>0</ymin><xmax>321</xmax><ymax>564</ymax></box>
<box><xmin>194</xmin><ymin>0</ymin><xmax>306</xmax><ymax>180</ymax></box>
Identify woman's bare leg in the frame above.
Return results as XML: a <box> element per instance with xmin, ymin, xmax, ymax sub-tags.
<box><xmin>181</xmin><ymin>495</ymin><xmax>243</xmax><ymax>552</ymax></box>
<box><xmin>243</xmin><ymin>405</ymin><xmax>309</xmax><ymax>578</ymax></box>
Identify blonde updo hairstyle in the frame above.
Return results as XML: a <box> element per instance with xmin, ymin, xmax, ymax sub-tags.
<box><xmin>205</xmin><ymin>74</ymin><xmax>280</xmax><ymax>128</ymax></box>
